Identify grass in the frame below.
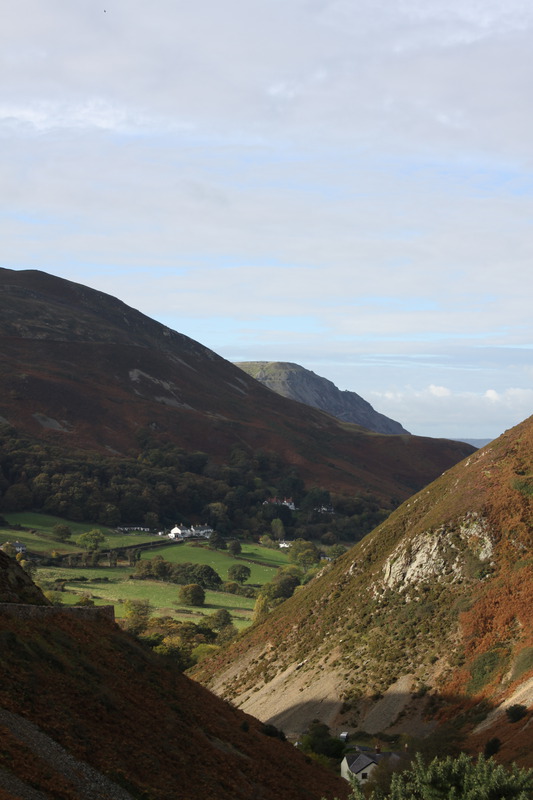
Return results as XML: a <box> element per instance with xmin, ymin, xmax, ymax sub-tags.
<box><xmin>38</xmin><ymin>566</ymin><xmax>255</xmax><ymax>628</ymax></box>
<box><xmin>3</xmin><ymin>512</ymin><xmax>290</xmax><ymax>629</ymax></box>
<box><xmin>34</xmin><ymin>541</ymin><xmax>284</xmax><ymax>628</ymax></box>
<box><xmin>1</xmin><ymin>512</ymin><xmax>161</xmax><ymax>553</ymax></box>
<box><xmin>147</xmin><ymin>542</ymin><xmax>290</xmax><ymax>585</ymax></box>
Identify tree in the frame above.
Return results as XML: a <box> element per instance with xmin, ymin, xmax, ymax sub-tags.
<box><xmin>270</xmin><ymin>572</ymin><xmax>300</xmax><ymax>599</ymax></box>
<box><xmin>123</xmin><ymin>599</ymin><xmax>152</xmax><ymax>635</ymax></box>
<box><xmin>78</xmin><ymin>529</ymin><xmax>106</xmax><ymax>552</ymax></box>
<box><xmin>227</xmin><ymin>564</ymin><xmax>251</xmax><ymax>584</ymax></box>
<box><xmin>192</xmin><ymin>564</ymin><xmax>222</xmax><ymax>589</ymax></box>
<box><xmin>300</xmin><ymin>488</ymin><xmax>331</xmax><ymax>513</ymax></box>
<box><xmin>207</xmin><ymin>608</ymin><xmax>232</xmax><ymax>630</ymax></box>
<box><xmin>144</xmin><ymin>511</ymin><xmax>159</xmax><ymax>529</ymax></box>
<box><xmin>289</xmin><ymin>539</ymin><xmax>320</xmax><ymax>571</ymax></box>
<box><xmin>271</xmin><ymin>518</ymin><xmax>285</xmax><ymax>541</ymax></box>
<box><xmin>345</xmin><ymin>753</ymin><xmax>533</xmax><ymax>800</ymax></box>
<box><xmin>329</xmin><ymin>544</ymin><xmax>347</xmax><ymax>561</ymax></box>
<box><xmin>208</xmin><ymin>531</ymin><xmax>226</xmax><ymax>550</ymax></box>
<box><xmin>301</xmin><ymin>721</ymin><xmax>344</xmax><ymax>759</ymax></box>
<box><xmin>18</xmin><ymin>558</ymin><xmax>36</xmax><ymax>579</ymax></box>
<box><xmin>252</xmin><ymin>594</ymin><xmax>271</xmax><ymax>624</ymax></box>
<box><xmin>52</xmin><ymin>523</ymin><xmax>72</xmax><ymax>542</ymax></box>
<box><xmin>179</xmin><ymin>583</ymin><xmax>205</xmax><ymax>607</ymax></box>
<box><xmin>1</xmin><ymin>483</ymin><xmax>32</xmax><ymax>511</ymax></box>
<box><xmin>227</xmin><ymin>540</ymin><xmax>242</xmax><ymax>557</ymax></box>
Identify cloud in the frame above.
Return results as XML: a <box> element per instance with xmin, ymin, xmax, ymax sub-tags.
<box><xmin>369</xmin><ymin>384</ymin><xmax>533</xmax><ymax>438</ymax></box>
<box><xmin>1</xmin><ymin>0</ymin><xmax>533</xmax><ymax>441</ymax></box>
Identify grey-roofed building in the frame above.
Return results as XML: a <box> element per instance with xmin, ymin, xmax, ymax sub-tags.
<box><xmin>341</xmin><ymin>750</ymin><xmax>401</xmax><ymax>784</ymax></box>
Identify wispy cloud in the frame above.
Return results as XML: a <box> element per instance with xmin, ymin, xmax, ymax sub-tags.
<box><xmin>1</xmin><ymin>0</ymin><xmax>532</xmax><ymax>438</ymax></box>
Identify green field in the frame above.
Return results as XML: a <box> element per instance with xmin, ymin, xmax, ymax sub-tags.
<box><xmin>36</xmin><ymin>563</ymin><xmax>256</xmax><ymax>627</ymax></box>
<box><xmin>1</xmin><ymin>512</ymin><xmax>159</xmax><ymax>553</ymax></box>
<box><xmin>2</xmin><ymin>512</ymin><xmax>291</xmax><ymax>628</ymax></box>
<box><xmin>149</xmin><ymin>542</ymin><xmax>289</xmax><ymax>585</ymax></box>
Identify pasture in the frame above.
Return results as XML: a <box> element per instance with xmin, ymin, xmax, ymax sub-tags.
<box><xmin>1</xmin><ymin>512</ymin><xmax>157</xmax><ymax>552</ymax></box>
<box><xmin>2</xmin><ymin>512</ymin><xmax>292</xmax><ymax>628</ymax></box>
<box><xmin>32</xmin><ymin>539</ymin><xmax>290</xmax><ymax>628</ymax></box>
<box><xmin>148</xmin><ymin>542</ymin><xmax>290</xmax><ymax>585</ymax></box>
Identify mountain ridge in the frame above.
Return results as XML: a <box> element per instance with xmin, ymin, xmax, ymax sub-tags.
<box><xmin>0</xmin><ymin>267</ymin><xmax>473</xmax><ymax>506</ymax></box>
<box><xmin>236</xmin><ymin>361</ymin><xmax>409</xmax><ymax>435</ymax></box>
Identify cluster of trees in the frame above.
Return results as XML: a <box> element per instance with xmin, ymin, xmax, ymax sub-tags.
<box><xmin>122</xmin><ymin>601</ymin><xmax>237</xmax><ymax>668</ymax></box>
<box><xmin>343</xmin><ymin>752</ymin><xmax>533</xmax><ymax>800</ymax></box>
<box><xmin>133</xmin><ymin>556</ymin><xmax>222</xmax><ymax>589</ymax></box>
<box><xmin>0</xmin><ymin>426</ymin><xmax>391</xmax><ymax>545</ymax></box>
<box><xmin>253</xmin><ymin>565</ymin><xmax>304</xmax><ymax>622</ymax></box>
<box><xmin>300</xmin><ymin>722</ymin><xmax>345</xmax><ymax>760</ymax></box>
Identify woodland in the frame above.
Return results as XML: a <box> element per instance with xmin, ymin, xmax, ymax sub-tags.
<box><xmin>0</xmin><ymin>425</ymin><xmax>389</xmax><ymax>543</ymax></box>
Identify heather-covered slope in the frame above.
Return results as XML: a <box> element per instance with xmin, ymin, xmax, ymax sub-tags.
<box><xmin>236</xmin><ymin>361</ymin><xmax>409</xmax><ymax>434</ymax></box>
<box><xmin>194</xmin><ymin>416</ymin><xmax>533</xmax><ymax>766</ymax></box>
<box><xmin>0</xmin><ymin>268</ymin><xmax>472</xmax><ymax>503</ymax></box>
<box><xmin>0</xmin><ymin>560</ymin><xmax>348</xmax><ymax>800</ymax></box>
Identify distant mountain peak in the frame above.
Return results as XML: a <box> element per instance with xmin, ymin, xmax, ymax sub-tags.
<box><xmin>235</xmin><ymin>361</ymin><xmax>410</xmax><ymax>435</ymax></box>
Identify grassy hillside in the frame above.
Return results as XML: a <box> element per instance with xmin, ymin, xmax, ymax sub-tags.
<box><xmin>193</xmin><ymin>415</ymin><xmax>533</xmax><ymax>766</ymax></box>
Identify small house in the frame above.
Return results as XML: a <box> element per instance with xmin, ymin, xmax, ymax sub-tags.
<box><xmin>341</xmin><ymin>750</ymin><xmax>401</xmax><ymax>784</ymax></box>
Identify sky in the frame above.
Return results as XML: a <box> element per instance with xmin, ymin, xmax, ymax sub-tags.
<box><xmin>1</xmin><ymin>0</ymin><xmax>533</xmax><ymax>440</ymax></box>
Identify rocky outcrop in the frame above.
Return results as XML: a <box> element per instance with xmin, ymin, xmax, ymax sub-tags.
<box><xmin>381</xmin><ymin>512</ymin><xmax>494</xmax><ymax>590</ymax></box>
<box><xmin>0</xmin><ymin>551</ymin><xmax>49</xmax><ymax>605</ymax></box>
<box><xmin>235</xmin><ymin>361</ymin><xmax>409</xmax><ymax>434</ymax></box>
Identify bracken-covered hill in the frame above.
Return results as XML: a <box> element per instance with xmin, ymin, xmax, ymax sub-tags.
<box><xmin>0</xmin><ymin>268</ymin><xmax>472</xmax><ymax>504</ymax></box>
<box><xmin>0</xmin><ymin>555</ymin><xmax>349</xmax><ymax>800</ymax></box>
<box><xmin>236</xmin><ymin>361</ymin><xmax>409</xmax><ymax>435</ymax></box>
<box><xmin>194</xmin><ymin>415</ymin><xmax>533</xmax><ymax>767</ymax></box>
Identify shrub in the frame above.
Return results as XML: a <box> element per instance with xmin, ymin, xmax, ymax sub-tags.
<box><xmin>179</xmin><ymin>583</ymin><xmax>205</xmax><ymax>607</ymax></box>
<box><xmin>506</xmin><ymin>704</ymin><xmax>527</xmax><ymax>723</ymax></box>
<box><xmin>484</xmin><ymin>737</ymin><xmax>501</xmax><ymax>757</ymax></box>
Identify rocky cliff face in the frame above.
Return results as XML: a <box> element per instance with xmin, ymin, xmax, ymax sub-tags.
<box><xmin>236</xmin><ymin>361</ymin><xmax>409</xmax><ymax>434</ymax></box>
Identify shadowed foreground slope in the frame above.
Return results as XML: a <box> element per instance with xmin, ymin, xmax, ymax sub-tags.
<box><xmin>0</xmin><ymin>556</ymin><xmax>348</xmax><ymax>800</ymax></box>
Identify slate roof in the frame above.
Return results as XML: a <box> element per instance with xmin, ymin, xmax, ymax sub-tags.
<box><xmin>345</xmin><ymin>753</ymin><xmax>377</xmax><ymax>775</ymax></box>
